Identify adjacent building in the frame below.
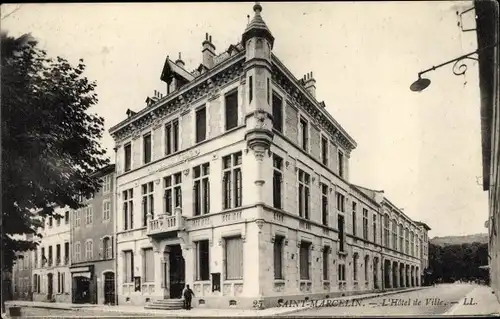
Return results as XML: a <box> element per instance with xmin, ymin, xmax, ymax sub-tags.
<box><xmin>109</xmin><ymin>3</ymin><xmax>429</xmax><ymax>309</ymax></box>
<box><xmin>32</xmin><ymin>207</ymin><xmax>72</xmax><ymax>303</ymax></box>
<box><xmin>11</xmin><ymin>234</ymin><xmax>34</xmax><ymax>301</ymax></box>
<box><xmin>476</xmin><ymin>0</ymin><xmax>500</xmax><ymax>303</ymax></box>
<box><xmin>69</xmin><ymin>164</ymin><xmax>116</xmax><ymax>305</ymax></box>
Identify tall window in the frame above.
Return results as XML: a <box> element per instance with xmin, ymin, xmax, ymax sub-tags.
<box><xmin>49</xmin><ymin>217</ymin><xmax>53</xmax><ymax>227</ymax></box>
<box><xmin>85</xmin><ymin>240</ymin><xmax>93</xmax><ymax>260</ymax></box>
<box><xmin>225</xmin><ymin>90</ymin><xmax>238</xmax><ymax>130</ymax></box>
<box><xmin>143</xmin><ymin>248</ymin><xmax>155</xmax><ymax>282</ymax></box>
<box><xmin>74</xmin><ymin>210</ymin><xmax>81</xmax><ymax>227</ymax></box>
<box><xmin>34</xmin><ymin>247</ymin><xmax>38</xmax><ymax>268</ymax></box>
<box><xmin>321</xmin><ymin>183</ymin><xmax>329</xmax><ymax>226</ymax></box>
<box><xmin>102</xmin><ymin>174</ymin><xmax>112</xmax><ymax>193</ymax></box>
<box><xmin>353</xmin><ymin>254</ymin><xmax>358</xmax><ymax>282</ymax></box>
<box><xmin>299</xmin><ymin>117</ymin><xmax>308</xmax><ymax>151</ymax></box>
<box><xmin>352</xmin><ymin>202</ymin><xmax>357</xmax><ymax>236</ymax></box>
<box><xmin>103</xmin><ymin>200</ymin><xmax>111</xmax><ymax>221</ymax></box>
<box><xmin>85</xmin><ymin>206</ymin><xmax>93</xmax><ymax>225</ymax></box>
<box><xmin>103</xmin><ymin>237</ymin><xmax>112</xmax><ymax>260</ymax></box>
<box><xmin>273</xmin><ymin>236</ymin><xmax>284</xmax><ymax>280</ymax></box>
<box><xmin>272</xmin><ymin>92</ymin><xmax>283</xmax><ymax>132</ymax></box>
<box><xmin>273</xmin><ymin>155</ymin><xmax>283</xmax><ymax>209</ymax></box>
<box><xmin>41</xmin><ymin>247</ymin><xmax>46</xmax><ymax>266</ymax></box>
<box><xmin>399</xmin><ymin>224</ymin><xmax>404</xmax><ymax>253</ymax></box>
<box><xmin>249</xmin><ymin>76</ymin><xmax>253</xmax><ymax>103</ymax></box>
<box><xmin>124</xmin><ymin>250</ymin><xmax>134</xmax><ymax>283</ymax></box>
<box><xmin>124</xmin><ymin>143</ymin><xmax>131</xmax><ymax>172</ymax></box>
<box><xmin>410</xmin><ymin>231</ymin><xmax>415</xmax><ymax>256</ymax></box>
<box><xmin>299</xmin><ymin>241</ymin><xmax>311</xmax><ymax>280</ymax></box>
<box><xmin>336</xmin><ymin>193</ymin><xmax>345</xmax><ymax>213</ymax></box>
<box><xmin>64</xmin><ymin>242</ymin><xmax>69</xmax><ymax>265</ymax></box>
<box><xmin>363</xmin><ymin>208</ymin><xmax>369</xmax><ymax>240</ymax></box>
<box><xmin>320</xmin><ymin>137</ymin><xmax>329</xmax><ymax>167</ymax></box>
<box><xmin>267</xmin><ymin>78</ymin><xmax>270</xmax><ymax>104</ymax></box>
<box><xmin>405</xmin><ymin>228</ymin><xmax>409</xmax><ymax>254</ymax></box>
<box><xmin>164</xmin><ymin>172</ymin><xmax>182</xmax><ymax>215</ymax></box>
<box><xmin>65</xmin><ymin>211</ymin><xmax>69</xmax><ymax>224</ymax></box>
<box><xmin>48</xmin><ymin>246</ymin><xmax>53</xmax><ymax>266</ymax></box>
<box><xmin>56</xmin><ymin>244</ymin><xmax>61</xmax><ymax>265</ymax></box>
<box><xmin>224</xmin><ymin>237</ymin><xmax>243</xmax><ymax>280</ymax></box>
<box><xmin>338</xmin><ymin>151</ymin><xmax>344</xmax><ymax>177</ymax></box>
<box><xmin>222</xmin><ymin>152</ymin><xmax>242</xmax><ymax>209</ymax></box>
<box><xmin>392</xmin><ymin>219</ymin><xmax>398</xmax><ymax>250</ymax></box>
<box><xmin>123</xmin><ymin>189</ymin><xmax>134</xmax><ymax>230</ymax></box>
<box><xmin>372</xmin><ymin>214</ymin><xmax>377</xmax><ymax>244</ymax></box>
<box><xmin>298</xmin><ymin>169</ymin><xmax>310</xmax><ymax>219</ymax></box>
<box><xmin>193</xmin><ymin>164</ymin><xmax>210</xmax><ymax>215</ymax></box>
<box><xmin>338</xmin><ymin>214</ymin><xmax>345</xmax><ymax>252</ymax></box>
<box><xmin>165</xmin><ymin>119</ymin><xmax>180</xmax><ymax>155</ymax></box>
<box><xmin>322</xmin><ymin>246</ymin><xmax>330</xmax><ymax>281</ymax></box>
<box><xmin>142</xmin><ymin>182</ymin><xmax>154</xmax><ymax>226</ymax></box>
<box><xmin>195</xmin><ymin>107</ymin><xmax>207</xmax><ymax>143</ymax></box>
<box><xmin>74</xmin><ymin>242</ymin><xmax>81</xmax><ymax>262</ymax></box>
<box><xmin>195</xmin><ymin>240</ymin><xmax>210</xmax><ymax>281</ymax></box>
<box><xmin>383</xmin><ymin>215</ymin><xmax>390</xmax><ymax>247</ymax></box>
<box><xmin>143</xmin><ymin>133</ymin><xmax>152</xmax><ymax>164</ymax></box>
<box><xmin>364</xmin><ymin>255</ymin><xmax>369</xmax><ymax>283</ymax></box>
<box><xmin>338</xmin><ymin>264</ymin><xmax>346</xmax><ymax>282</ymax></box>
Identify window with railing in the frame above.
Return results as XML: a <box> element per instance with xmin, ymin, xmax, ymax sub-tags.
<box><xmin>298</xmin><ymin>169</ymin><xmax>310</xmax><ymax>219</ymax></box>
<box><xmin>164</xmin><ymin>172</ymin><xmax>182</xmax><ymax>215</ymax></box>
<box><xmin>142</xmin><ymin>181</ymin><xmax>154</xmax><ymax>226</ymax></box>
<box><xmin>193</xmin><ymin>163</ymin><xmax>210</xmax><ymax>216</ymax></box>
<box><xmin>222</xmin><ymin>152</ymin><xmax>242</xmax><ymax>210</ymax></box>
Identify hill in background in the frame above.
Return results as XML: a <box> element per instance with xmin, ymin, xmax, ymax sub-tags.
<box><xmin>430</xmin><ymin>233</ymin><xmax>488</xmax><ymax>246</ymax></box>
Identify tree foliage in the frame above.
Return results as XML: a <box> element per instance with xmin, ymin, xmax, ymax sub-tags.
<box><xmin>427</xmin><ymin>242</ymin><xmax>489</xmax><ymax>284</ymax></box>
<box><xmin>1</xmin><ymin>32</ymin><xmax>109</xmax><ymax>271</ymax></box>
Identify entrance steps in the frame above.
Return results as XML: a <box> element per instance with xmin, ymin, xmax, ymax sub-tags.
<box><xmin>145</xmin><ymin>299</ymin><xmax>184</xmax><ymax>310</ymax></box>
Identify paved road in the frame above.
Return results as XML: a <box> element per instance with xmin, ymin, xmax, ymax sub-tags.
<box><xmin>14</xmin><ymin>307</ymin><xmax>163</xmax><ymax>318</ymax></box>
<box><xmin>280</xmin><ymin>283</ymin><xmax>478</xmax><ymax>317</ymax></box>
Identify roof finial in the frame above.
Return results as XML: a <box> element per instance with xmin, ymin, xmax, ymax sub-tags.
<box><xmin>253</xmin><ymin>2</ymin><xmax>262</xmax><ymax>14</ymax></box>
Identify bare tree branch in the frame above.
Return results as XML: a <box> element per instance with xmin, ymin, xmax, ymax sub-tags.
<box><xmin>1</xmin><ymin>4</ymin><xmax>22</xmax><ymax>21</ymax></box>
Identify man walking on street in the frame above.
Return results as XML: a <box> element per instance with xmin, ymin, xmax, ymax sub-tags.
<box><xmin>183</xmin><ymin>284</ymin><xmax>195</xmax><ymax>310</ymax></box>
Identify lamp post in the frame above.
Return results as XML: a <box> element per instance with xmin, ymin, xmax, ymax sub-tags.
<box><xmin>410</xmin><ymin>42</ymin><xmax>499</xmax><ymax>92</ymax></box>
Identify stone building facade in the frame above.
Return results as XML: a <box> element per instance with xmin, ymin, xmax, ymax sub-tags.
<box><xmin>70</xmin><ymin>164</ymin><xmax>116</xmax><ymax>305</ymax></box>
<box><xmin>109</xmin><ymin>3</ymin><xmax>429</xmax><ymax>309</ymax></box>
<box><xmin>32</xmin><ymin>207</ymin><xmax>72</xmax><ymax>303</ymax></box>
<box><xmin>476</xmin><ymin>0</ymin><xmax>500</xmax><ymax>303</ymax></box>
<box><xmin>11</xmin><ymin>234</ymin><xmax>34</xmax><ymax>301</ymax></box>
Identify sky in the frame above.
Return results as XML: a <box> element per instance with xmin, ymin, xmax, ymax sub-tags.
<box><xmin>1</xmin><ymin>2</ymin><xmax>488</xmax><ymax>238</ymax></box>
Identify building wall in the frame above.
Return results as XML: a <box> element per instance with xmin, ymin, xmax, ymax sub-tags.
<box><xmin>32</xmin><ymin>207</ymin><xmax>71</xmax><ymax>303</ymax></box>
<box><xmin>11</xmin><ymin>241</ymin><xmax>33</xmax><ymax>301</ymax></box>
<box><xmin>71</xmin><ymin>170</ymin><xmax>116</xmax><ymax>304</ymax></box>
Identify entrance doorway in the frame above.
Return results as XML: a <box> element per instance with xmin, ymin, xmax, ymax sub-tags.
<box><xmin>72</xmin><ymin>276</ymin><xmax>91</xmax><ymax>304</ymax></box>
<box><xmin>103</xmin><ymin>272</ymin><xmax>115</xmax><ymax>305</ymax></box>
<box><xmin>47</xmin><ymin>273</ymin><xmax>53</xmax><ymax>300</ymax></box>
<box><xmin>168</xmin><ymin>244</ymin><xmax>185</xmax><ymax>299</ymax></box>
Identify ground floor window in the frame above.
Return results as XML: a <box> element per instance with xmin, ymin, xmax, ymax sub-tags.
<box><xmin>195</xmin><ymin>240</ymin><xmax>210</xmax><ymax>281</ymax></box>
<box><xmin>299</xmin><ymin>241</ymin><xmax>311</xmax><ymax>280</ymax></box>
<box><xmin>123</xmin><ymin>250</ymin><xmax>134</xmax><ymax>283</ymax></box>
<box><xmin>224</xmin><ymin>236</ymin><xmax>243</xmax><ymax>280</ymax></box>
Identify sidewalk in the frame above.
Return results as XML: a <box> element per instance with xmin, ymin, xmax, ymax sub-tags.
<box><xmin>5</xmin><ymin>287</ymin><xmax>424</xmax><ymax>317</ymax></box>
<box><xmin>443</xmin><ymin>285</ymin><xmax>500</xmax><ymax>316</ymax></box>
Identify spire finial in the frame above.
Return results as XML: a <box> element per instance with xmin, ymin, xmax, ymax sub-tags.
<box><xmin>253</xmin><ymin>2</ymin><xmax>262</xmax><ymax>14</ymax></box>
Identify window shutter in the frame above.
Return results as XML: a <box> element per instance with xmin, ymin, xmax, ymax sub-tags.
<box><xmin>99</xmin><ymin>237</ymin><xmax>104</xmax><ymax>260</ymax></box>
<box><xmin>110</xmin><ymin>236</ymin><xmax>114</xmax><ymax>259</ymax></box>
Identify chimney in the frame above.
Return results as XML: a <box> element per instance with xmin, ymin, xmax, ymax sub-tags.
<box><xmin>175</xmin><ymin>52</ymin><xmax>185</xmax><ymax>68</ymax></box>
<box><xmin>303</xmin><ymin>72</ymin><xmax>316</xmax><ymax>97</ymax></box>
<box><xmin>202</xmin><ymin>33</ymin><xmax>216</xmax><ymax>69</ymax></box>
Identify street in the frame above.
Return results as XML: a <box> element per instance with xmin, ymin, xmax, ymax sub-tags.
<box><xmin>279</xmin><ymin>283</ymin><xmax>494</xmax><ymax>317</ymax></box>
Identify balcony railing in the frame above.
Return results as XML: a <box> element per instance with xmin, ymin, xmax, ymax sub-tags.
<box><xmin>147</xmin><ymin>212</ymin><xmax>184</xmax><ymax>236</ymax></box>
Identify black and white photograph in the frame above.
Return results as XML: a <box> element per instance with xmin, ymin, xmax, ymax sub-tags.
<box><xmin>1</xmin><ymin>1</ymin><xmax>499</xmax><ymax>318</ymax></box>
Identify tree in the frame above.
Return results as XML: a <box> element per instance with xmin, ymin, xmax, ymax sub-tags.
<box><xmin>1</xmin><ymin>32</ymin><xmax>109</xmax><ymax>309</ymax></box>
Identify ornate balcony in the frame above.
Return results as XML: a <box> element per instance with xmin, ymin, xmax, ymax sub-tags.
<box><xmin>147</xmin><ymin>209</ymin><xmax>185</xmax><ymax>238</ymax></box>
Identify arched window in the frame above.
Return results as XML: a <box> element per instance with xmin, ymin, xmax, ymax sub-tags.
<box><xmin>75</xmin><ymin>242</ymin><xmax>81</xmax><ymax>262</ymax></box>
<box><xmin>102</xmin><ymin>237</ymin><xmax>112</xmax><ymax>260</ymax></box>
<box><xmin>399</xmin><ymin>224</ymin><xmax>404</xmax><ymax>252</ymax></box>
<box><xmin>392</xmin><ymin>219</ymin><xmax>398</xmax><ymax>250</ymax></box>
<box><xmin>410</xmin><ymin>231</ymin><xmax>415</xmax><ymax>256</ymax></box>
<box><xmin>405</xmin><ymin>228</ymin><xmax>409</xmax><ymax>254</ymax></box>
<box><xmin>383</xmin><ymin>215</ymin><xmax>390</xmax><ymax>247</ymax></box>
<box><xmin>85</xmin><ymin>240</ymin><xmax>93</xmax><ymax>260</ymax></box>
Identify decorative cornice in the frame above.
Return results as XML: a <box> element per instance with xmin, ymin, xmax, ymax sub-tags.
<box><xmin>111</xmin><ymin>55</ymin><xmax>245</xmax><ymax>143</ymax></box>
<box><xmin>271</xmin><ymin>55</ymin><xmax>356</xmax><ymax>152</ymax></box>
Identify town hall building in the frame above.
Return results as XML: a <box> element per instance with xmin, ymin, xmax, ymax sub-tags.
<box><xmin>109</xmin><ymin>3</ymin><xmax>429</xmax><ymax>309</ymax></box>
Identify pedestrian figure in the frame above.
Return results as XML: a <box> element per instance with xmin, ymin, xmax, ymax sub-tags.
<box><xmin>183</xmin><ymin>284</ymin><xmax>195</xmax><ymax>310</ymax></box>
